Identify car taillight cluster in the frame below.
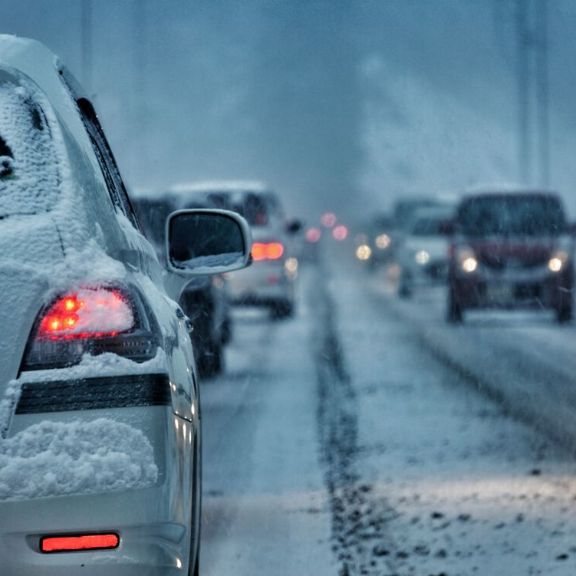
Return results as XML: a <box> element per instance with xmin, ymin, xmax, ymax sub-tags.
<box><xmin>251</xmin><ymin>242</ymin><xmax>284</xmax><ymax>261</ymax></box>
<box><xmin>22</xmin><ymin>286</ymin><xmax>159</xmax><ymax>370</ymax></box>
<box><xmin>38</xmin><ymin>289</ymin><xmax>133</xmax><ymax>340</ymax></box>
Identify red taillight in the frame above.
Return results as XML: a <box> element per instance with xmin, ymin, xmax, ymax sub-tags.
<box><xmin>41</xmin><ymin>533</ymin><xmax>120</xmax><ymax>553</ymax></box>
<box><xmin>252</xmin><ymin>242</ymin><xmax>285</xmax><ymax>261</ymax></box>
<box><xmin>38</xmin><ymin>288</ymin><xmax>134</xmax><ymax>340</ymax></box>
<box><xmin>22</xmin><ymin>286</ymin><xmax>159</xmax><ymax>370</ymax></box>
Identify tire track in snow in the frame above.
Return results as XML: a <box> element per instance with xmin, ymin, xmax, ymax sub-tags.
<box><xmin>311</xmin><ymin>260</ymin><xmax>401</xmax><ymax>576</ymax></box>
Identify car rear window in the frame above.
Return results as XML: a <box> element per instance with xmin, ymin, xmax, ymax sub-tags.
<box><xmin>231</xmin><ymin>192</ymin><xmax>271</xmax><ymax>226</ymax></box>
<box><xmin>458</xmin><ymin>194</ymin><xmax>566</xmax><ymax>237</ymax></box>
<box><xmin>0</xmin><ymin>75</ymin><xmax>60</xmax><ymax>218</ymax></box>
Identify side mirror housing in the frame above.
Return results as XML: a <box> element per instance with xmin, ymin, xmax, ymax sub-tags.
<box><xmin>166</xmin><ymin>209</ymin><xmax>252</xmax><ymax>276</ymax></box>
<box><xmin>286</xmin><ymin>218</ymin><xmax>303</xmax><ymax>235</ymax></box>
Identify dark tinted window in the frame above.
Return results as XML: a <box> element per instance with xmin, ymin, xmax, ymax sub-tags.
<box><xmin>458</xmin><ymin>195</ymin><xmax>566</xmax><ymax>237</ymax></box>
<box><xmin>231</xmin><ymin>192</ymin><xmax>271</xmax><ymax>226</ymax></box>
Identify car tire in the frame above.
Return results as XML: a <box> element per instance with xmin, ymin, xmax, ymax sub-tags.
<box><xmin>398</xmin><ymin>276</ymin><xmax>412</xmax><ymax>299</ymax></box>
<box><xmin>447</xmin><ymin>287</ymin><xmax>464</xmax><ymax>323</ymax></box>
<box><xmin>220</xmin><ymin>316</ymin><xmax>232</xmax><ymax>345</ymax></box>
<box><xmin>197</xmin><ymin>338</ymin><xmax>224</xmax><ymax>378</ymax></box>
<box><xmin>556</xmin><ymin>298</ymin><xmax>573</xmax><ymax>324</ymax></box>
<box><xmin>271</xmin><ymin>299</ymin><xmax>294</xmax><ymax>320</ymax></box>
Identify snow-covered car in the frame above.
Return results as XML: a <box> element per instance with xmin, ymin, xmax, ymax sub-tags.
<box><xmin>397</xmin><ymin>207</ymin><xmax>454</xmax><ymax>297</ymax></box>
<box><xmin>180</xmin><ymin>181</ymin><xmax>300</xmax><ymax>318</ymax></box>
<box><xmin>447</xmin><ymin>190</ymin><xmax>574</xmax><ymax>323</ymax></box>
<box><xmin>0</xmin><ymin>36</ymin><xmax>251</xmax><ymax>576</ymax></box>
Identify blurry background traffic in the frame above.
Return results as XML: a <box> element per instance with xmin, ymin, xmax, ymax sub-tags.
<box><xmin>5</xmin><ymin>1</ymin><xmax>576</xmax><ymax>221</ymax></box>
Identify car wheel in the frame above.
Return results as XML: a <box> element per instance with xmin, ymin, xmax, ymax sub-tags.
<box><xmin>556</xmin><ymin>297</ymin><xmax>573</xmax><ymax>324</ymax></box>
<box><xmin>220</xmin><ymin>316</ymin><xmax>232</xmax><ymax>345</ymax></box>
<box><xmin>197</xmin><ymin>338</ymin><xmax>224</xmax><ymax>377</ymax></box>
<box><xmin>398</xmin><ymin>275</ymin><xmax>412</xmax><ymax>299</ymax></box>
<box><xmin>447</xmin><ymin>287</ymin><xmax>464</xmax><ymax>323</ymax></box>
<box><xmin>271</xmin><ymin>299</ymin><xmax>294</xmax><ymax>320</ymax></box>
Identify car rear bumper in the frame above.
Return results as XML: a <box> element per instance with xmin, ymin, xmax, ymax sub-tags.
<box><xmin>0</xmin><ymin>489</ymin><xmax>191</xmax><ymax>576</ymax></box>
<box><xmin>227</xmin><ymin>261</ymin><xmax>294</xmax><ymax>305</ymax></box>
<box><xmin>450</xmin><ymin>271</ymin><xmax>572</xmax><ymax>310</ymax></box>
<box><xmin>0</xmin><ymin>373</ymin><xmax>199</xmax><ymax>575</ymax></box>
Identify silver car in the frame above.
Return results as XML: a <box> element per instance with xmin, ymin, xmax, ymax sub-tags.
<box><xmin>0</xmin><ymin>36</ymin><xmax>251</xmax><ymax>575</ymax></box>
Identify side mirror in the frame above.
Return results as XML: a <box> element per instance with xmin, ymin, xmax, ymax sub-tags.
<box><xmin>166</xmin><ymin>209</ymin><xmax>252</xmax><ymax>276</ymax></box>
<box><xmin>286</xmin><ymin>218</ymin><xmax>303</xmax><ymax>235</ymax></box>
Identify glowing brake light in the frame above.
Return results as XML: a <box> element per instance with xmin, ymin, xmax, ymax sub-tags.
<box><xmin>251</xmin><ymin>242</ymin><xmax>285</xmax><ymax>261</ymax></box>
<box><xmin>22</xmin><ymin>286</ymin><xmax>159</xmax><ymax>370</ymax></box>
<box><xmin>41</xmin><ymin>533</ymin><xmax>120</xmax><ymax>553</ymax></box>
<box><xmin>38</xmin><ymin>288</ymin><xmax>134</xmax><ymax>340</ymax></box>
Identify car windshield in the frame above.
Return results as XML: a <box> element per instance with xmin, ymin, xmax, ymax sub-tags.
<box><xmin>410</xmin><ymin>215</ymin><xmax>448</xmax><ymax>236</ymax></box>
<box><xmin>459</xmin><ymin>195</ymin><xmax>566</xmax><ymax>237</ymax></box>
<box><xmin>0</xmin><ymin>75</ymin><xmax>60</xmax><ymax>217</ymax></box>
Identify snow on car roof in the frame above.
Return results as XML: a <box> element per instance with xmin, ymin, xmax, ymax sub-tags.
<box><xmin>170</xmin><ymin>180</ymin><xmax>271</xmax><ymax>194</ymax></box>
<box><xmin>0</xmin><ymin>73</ymin><xmax>60</xmax><ymax>218</ymax></box>
<box><xmin>463</xmin><ymin>183</ymin><xmax>559</xmax><ymax>197</ymax></box>
<box><xmin>0</xmin><ymin>36</ymin><xmax>129</xmax><ymax>290</ymax></box>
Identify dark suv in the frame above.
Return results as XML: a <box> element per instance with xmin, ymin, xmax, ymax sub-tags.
<box><xmin>447</xmin><ymin>191</ymin><xmax>574</xmax><ymax>323</ymax></box>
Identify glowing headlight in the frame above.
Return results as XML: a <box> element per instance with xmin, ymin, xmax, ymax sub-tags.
<box><xmin>548</xmin><ymin>251</ymin><xmax>569</xmax><ymax>273</ymax></box>
<box><xmin>375</xmin><ymin>234</ymin><xmax>391</xmax><ymax>249</ymax></box>
<box><xmin>285</xmin><ymin>257</ymin><xmax>299</xmax><ymax>275</ymax></box>
<box><xmin>415</xmin><ymin>250</ymin><xmax>430</xmax><ymax>265</ymax></box>
<box><xmin>356</xmin><ymin>244</ymin><xmax>372</xmax><ymax>261</ymax></box>
<box><xmin>458</xmin><ymin>248</ymin><xmax>478</xmax><ymax>273</ymax></box>
<box><xmin>462</xmin><ymin>257</ymin><xmax>478</xmax><ymax>273</ymax></box>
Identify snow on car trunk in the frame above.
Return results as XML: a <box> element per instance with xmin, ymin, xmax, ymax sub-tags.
<box><xmin>0</xmin><ymin>418</ymin><xmax>158</xmax><ymax>501</ymax></box>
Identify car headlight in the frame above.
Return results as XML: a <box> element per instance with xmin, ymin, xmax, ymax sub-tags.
<box><xmin>375</xmin><ymin>234</ymin><xmax>391</xmax><ymax>249</ymax></box>
<box><xmin>356</xmin><ymin>244</ymin><xmax>372</xmax><ymax>261</ymax></box>
<box><xmin>415</xmin><ymin>250</ymin><xmax>430</xmax><ymax>265</ymax></box>
<box><xmin>548</xmin><ymin>251</ymin><xmax>569</xmax><ymax>273</ymax></box>
<box><xmin>457</xmin><ymin>247</ymin><xmax>478</xmax><ymax>273</ymax></box>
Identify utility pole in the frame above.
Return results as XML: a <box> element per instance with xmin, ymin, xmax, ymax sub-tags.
<box><xmin>515</xmin><ymin>0</ymin><xmax>550</xmax><ymax>188</ymax></box>
<box><xmin>536</xmin><ymin>0</ymin><xmax>550</xmax><ymax>187</ymax></box>
<box><xmin>132</xmin><ymin>0</ymin><xmax>148</xmax><ymax>180</ymax></box>
<box><xmin>81</xmin><ymin>0</ymin><xmax>93</xmax><ymax>94</ymax></box>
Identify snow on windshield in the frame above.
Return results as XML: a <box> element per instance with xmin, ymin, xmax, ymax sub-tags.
<box><xmin>0</xmin><ymin>77</ymin><xmax>60</xmax><ymax>217</ymax></box>
<box><xmin>0</xmin><ymin>418</ymin><xmax>157</xmax><ymax>501</ymax></box>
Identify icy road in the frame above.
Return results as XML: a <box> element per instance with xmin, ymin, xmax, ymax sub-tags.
<box><xmin>200</xmin><ymin>252</ymin><xmax>576</xmax><ymax>576</ymax></box>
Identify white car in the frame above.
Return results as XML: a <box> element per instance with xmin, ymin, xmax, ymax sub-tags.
<box><xmin>175</xmin><ymin>181</ymin><xmax>300</xmax><ymax>318</ymax></box>
<box><xmin>397</xmin><ymin>207</ymin><xmax>454</xmax><ymax>298</ymax></box>
<box><xmin>0</xmin><ymin>36</ymin><xmax>251</xmax><ymax>575</ymax></box>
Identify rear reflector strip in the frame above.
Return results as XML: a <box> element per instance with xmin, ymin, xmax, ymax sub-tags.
<box><xmin>41</xmin><ymin>533</ymin><xmax>119</xmax><ymax>553</ymax></box>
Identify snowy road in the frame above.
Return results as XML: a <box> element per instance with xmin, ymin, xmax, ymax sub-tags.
<box><xmin>200</xmin><ymin>251</ymin><xmax>576</xmax><ymax>576</ymax></box>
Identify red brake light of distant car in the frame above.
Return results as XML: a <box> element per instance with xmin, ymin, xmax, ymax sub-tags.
<box><xmin>332</xmin><ymin>225</ymin><xmax>348</xmax><ymax>241</ymax></box>
<box><xmin>305</xmin><ymin>227</ymin><xmax>322</xmax><ymax>243</ymax></box>
<box><xmin>252</xmin><ymin>242</ymin><xmax>285</xmax><ymax>261</ymax></box>
<box><xmin>22</xmin><ymin>286</ymin><xmax>159</xmax><ymax>370</ymax></box>
<box><xmin>41</xmin><ymin>533</ymin><xmax>120</xmax><ymax>553</ymax></box>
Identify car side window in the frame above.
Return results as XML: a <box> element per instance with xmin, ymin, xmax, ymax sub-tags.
<box><xmin>75</xmin><ymin>97</ymin><xmax>139</xmax><ymax>228</ymax></box>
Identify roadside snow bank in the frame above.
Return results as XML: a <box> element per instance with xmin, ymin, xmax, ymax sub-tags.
<box><xmin>0</xmin><ymin>418</ymin><xmax>158</xmax><ymax>501</ymax></box>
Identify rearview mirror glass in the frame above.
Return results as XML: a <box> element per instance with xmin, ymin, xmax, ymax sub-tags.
<box><xmin>167</xmin><ymin>209</ymin><xmax>252</xmax><ymax>275</ymax></box>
